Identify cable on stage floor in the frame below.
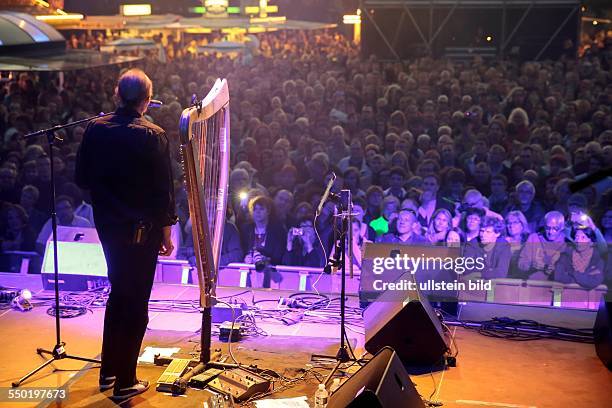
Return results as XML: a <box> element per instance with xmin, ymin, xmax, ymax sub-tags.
<box><xmin>443</xmin><ymin>315</ymin><xmax>594</xmax><ymax>343</ymax></box>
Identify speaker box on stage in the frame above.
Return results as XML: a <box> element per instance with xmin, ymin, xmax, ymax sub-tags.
<box><xmin>40</xmin><ymin>226</ymin><xmax>108</xmax><ymax>291</ymax></box>
<box><xmin>328</xmin><ymin>347</ymin><xmax>424</xmax><ymax>408</ymax></box>
<box><xmin>594</xmin><ymin>297</ymin><xmax>612</xmax><ymax>371</ymax></box>
<box><xmin>364</xmin><ymin>281</ymin><xmax>450</xmax><ymax>367</ymax></box>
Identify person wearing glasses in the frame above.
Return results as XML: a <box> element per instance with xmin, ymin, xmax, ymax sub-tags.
<box><xmin>517</xmin><ymin>211</ymin><xmax>568</xmax><ymax>280</ymax></box>
<box><xmin>376</xmin><ymin>209</ymin><xmax>427</xmax><ymax>245</ymax></box>
<box><xmin>504</xmin><ymin>210</ymin><xmax>531</xmax><ymax>278</ymax></box>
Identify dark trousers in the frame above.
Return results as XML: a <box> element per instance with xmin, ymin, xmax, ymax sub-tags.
<box><xmin>98</xmin><ymin>225</ymin><xmax>162</xmax><ymax>388</ymax></box>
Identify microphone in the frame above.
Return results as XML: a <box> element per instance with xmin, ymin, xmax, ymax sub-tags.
<box><xmin>317</xmin><ymin>172</ymin><xmax>337</xmax><ymax>215</ymax></box>
<box><xmin>148</xmin><ymin>99</ymin><xmax>163</xmax><ymax>108</ymax></box>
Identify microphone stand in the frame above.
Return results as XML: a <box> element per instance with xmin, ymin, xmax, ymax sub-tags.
<box><xmin>312</xmin><ymin>190</ymin><xmax>359</xmax><ymax>386</ymax></box>
<box><xmin>12</xmin><ymin>112</ymin><xmax>112</xmax><ymax>387</ymax></box>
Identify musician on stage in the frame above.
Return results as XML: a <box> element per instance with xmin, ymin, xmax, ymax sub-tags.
<box><xmin>75</xmin><ymin>69</ymin><xmax>177</xmax><ymax>401</ymax></box>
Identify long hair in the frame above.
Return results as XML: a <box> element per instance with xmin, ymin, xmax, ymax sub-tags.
<box><xmin>426</xmin><ymin>208</ymin><xmax>453</xmax><ymax>241</ymax></box>
<box><xmin>505</xmin><ymin>210</ymin><xmax>531</xmax><ymax>241</ymax></box>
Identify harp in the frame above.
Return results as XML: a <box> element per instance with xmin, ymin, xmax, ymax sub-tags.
<box><xmin>179</xmin><ymin>79</ymin><xmax>230</xmax><ymax>364</ymax></box>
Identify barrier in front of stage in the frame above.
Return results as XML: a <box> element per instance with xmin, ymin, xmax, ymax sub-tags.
<box><xmin>217</xmin><ymin>263</ymin><xmax>361</xmax><ymax>294</ymax></box>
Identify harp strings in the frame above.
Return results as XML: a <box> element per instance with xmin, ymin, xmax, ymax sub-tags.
<box><xmin>193</xmin><ymin>111</ymin><xmax>223</xmax><ymax>263</ymax></box>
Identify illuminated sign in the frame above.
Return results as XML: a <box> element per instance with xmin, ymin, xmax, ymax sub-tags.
<box><xmin>343</xmin><ymin>14</ymin><xmax>361</xmax><ymax>24</ymax></box>
<box><xmin>35</xmin><ymin>14</ymin><xmax>84</xmax><ymax>21</ymax></box>
<box><xmin>120</xmin><ymin>4</ymin><xmax>152</xmax><ymax>16</ymax></box>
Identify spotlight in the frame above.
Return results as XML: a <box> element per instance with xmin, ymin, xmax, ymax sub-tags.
<box><xmin>12</xmin><ymin>289</ymin><xmax>33</xmax><ymax>312</ymax></box>
<box><xmin>486</xmin><ymin>36</ymin><xmax>493</xmax><ymax>42</ymax></box>
<box><xmin>592</xmin><ymin>20</ymin><xmax>598</xmax><ymax>26</ymax></box>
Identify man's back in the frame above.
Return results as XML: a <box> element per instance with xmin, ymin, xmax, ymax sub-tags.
<box><xmin>75</xmin><ymin>108</ymin><xmax>175</xmax><ymax>228</ymax></box>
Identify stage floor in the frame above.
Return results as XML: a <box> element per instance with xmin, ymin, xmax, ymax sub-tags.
<box><xmin>0</xmin><ymin>273</ymin><xmax>610</xmax><ymax>408</ymax></box>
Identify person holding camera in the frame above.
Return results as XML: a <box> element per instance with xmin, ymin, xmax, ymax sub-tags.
<box><xmin>282</xmin><ymin>218</ymin><xmax>325</xmax><ymax>267</ymax></box>
<box><xmin>240</xmin><ymin>195</ymin><xmax>286</xmax><ymax>267</ymax></box>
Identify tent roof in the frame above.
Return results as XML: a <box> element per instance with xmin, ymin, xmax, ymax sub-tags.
<box><xmin>0</xmin><ymin>49</ymin><xmax>142</xmax><ymax>72</ymax></box>
<box><xmin>46</xmin><ymin>13</ymin><xmax>336</xmax><ymax>33</ymax></box>
<box><xmin>0</xmin><ymin>12</ymin><xmax>64</xmax><ymax>48</ymax></box>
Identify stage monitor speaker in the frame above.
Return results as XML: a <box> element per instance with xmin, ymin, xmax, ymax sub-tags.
<box><xmin>40</xmin><ymin>226</ymin><xmax>108</xmax><ymax>291</ymax></box>
<box><xmin>328</xmin><ymin>346</ymin><xmax>424</xmax><ymax>408</ymax></box>
<box><xmin>364</xmin><ymin>280</ymin><xmax>449</xmax><ymax>366</ymax></box>
<box><xmin>594</xmin><ymin>297</ymin><xmax>612</xmax><ymax>371</ymax></box>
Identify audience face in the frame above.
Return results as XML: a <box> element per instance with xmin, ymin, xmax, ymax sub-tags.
<box><xmin>382</xmin><ymin>200</ymin><xmax>399</xmax><ymax>219</ymax></box>
<box><xmin>544</xmin><ymin>215</ymin><xmax>565</xmax><ymax>241</ymax></box>
<box><xmin>20</xmin><ymin>189</ymin><xmax>38</xmax><ymax>209</ymax></box>
<box><xmin>463</xmin><ymin>191</ymin><xmax>483</xmax><ymax>210</ymax></box>
<box><xmin>349</xmin><ymin>140</ymin><xmax>364</xmax><ymax>161</ymax></box>
<box><xmin>6</xmin><ymin>208</ymin><xmax>25</xmax><ymax>231</ymax></box>
<box><xmin>389</xmin><ymin>172</ymin><xmax>404</xmax><ymax>190</ymax></box>
<box><xmin>274</xmin><ymin>191</ymin><xmax>293</xmax><ymax>217</ymax></box>
<box><xmin>519</xmin><ymin>148</ymin><xmax>534</xmax><ymax>169</ymax></box>
<box><xmin>516</xmin><ymin>184</ymin><xmax>535</xmax><ymax>206</ymax></box>
<box><xmin>0</xmin><ymin>168</ymin><xmax>16</xmax><ymax>190</ymax></box>
<box><xmin>367</xmin><ymin>191</ymin><xmax>383</xmax><ymax>208</ymax></box>
<box><xmin>466</xmin><ymin>214</ymin><xmax>482</xmax><ymax>233</ymax></box>
<box><xmin>230</xmin><ymin>170</ymin><xmax>250</xmax><ymax>193</ymax></box>
<box><xmin>252</xmin><ymin>203</ymin><xmax>269</xmax><ymax>225</ymax></box>
<box><xmin>491</xmin><ymin>178</ymin><xmax>507</xmax><ymax>196</ymax></box>
<box><xmin>396</xmin><ymin>211</ymin><xmax>416</xmax><ymax>235</ymax></box>
<box><xmin>506</xmin><ymin>215</ymin><xmax>524</xmax><ymax>237</ymax></box>
<box><xmin>480</xmin><ymin>226</ymin><xmax>500</xmax><ymax>245</ymax></box>
<box><xmin>56</xmin><ymin>199</ymin><xmax>74</xmax><ymax>225</ymax></box>
<box><xmin>344</xmin><ymin>171</ymin><xmax>360</xmax><ymax>190</ymax></box>
<box><xmin>352</xmin><ymin>203</ymin><xmax>365</xmax><ymax>223</ymax></box>
<box><xmin>295</xmin><ymin>204</ymin><xmax>314</xmax><ymax>223</ymax></box>
<box><xmin>369</xmin><ymin>155</ymin><xmax>385</xmax><ymax>173</ymax></box>
<box><xmin>433</xmin><ymin>212</ymin><xmax>450</xmax><ymax>233</ymax></box>
<box><xmin>573</xmin><ymin>229</ymin><xmax>591</xmax><ymax>244</ymax></box>
<box><xmin>474</xmin><ymin>164</ymin><xmax>490</xmax><ymax>185</ymax></box>
<box><xmin>422</xmin><ymin>176</ymin><xmax>439</xmax><ymax>195</ymax></box>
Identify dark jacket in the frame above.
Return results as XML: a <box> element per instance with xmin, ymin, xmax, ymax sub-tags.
<box><xmin>464</xmin><ymin>237</ymin><xmax>511</xmax><ymax>279</ymax></box>
<box><xmin>282</xmin><ymin>245</ymin><xmax>325</xmax><ymax>267</ymax></box>
<box><xmin>554</xmin><ymin>247</ymin><xmax>605</xmax><ymax>290</ymax></box>
<box><xmin>239</xmin><ymin>222</ymin><xmax>287</xmax><ymax>265</ymax></box>
<box><xmin>75</xmin><ymin>107</ymin><xmax>176</xmax><ymax>230</ymax></box>
<box><xmin>220</xmin><ymin>221</ymin><xmax>243</xmax><ymax>267</ymax></box>
<box><xmin>376</xmin><ymin>232</ymin><xmax>428</xmax><ymax>245</ymax></box>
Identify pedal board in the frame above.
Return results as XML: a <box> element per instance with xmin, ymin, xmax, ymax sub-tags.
<box><xmin>156</xmin><ymin>358</ymin><xmax>192</xmax><ymax>392</ymax></box>
<box><xmin>207</xmin><ymin>367</ymin><xmax>270</xmax><ymax>402</ymax></box>
<box><xmin>190</xmin><ymin>368</ymin><xmax>224</xmax><ymax>389</ymax></box>
<box><xmin>201</xmin><ymin>388</ymin><xmax>234</xmax><ymax>408</ymax></box>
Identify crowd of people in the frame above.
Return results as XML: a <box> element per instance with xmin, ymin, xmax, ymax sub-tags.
<box><xmin>1</xmin><ymin>28</ymin><xmax>611</xmax><ymax>289</ymax></box>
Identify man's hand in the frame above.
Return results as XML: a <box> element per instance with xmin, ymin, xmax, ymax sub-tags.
<box><xmin>159</xmin><ymin>226</ymin><xmax>174</xmax><ymax>256</ymax></box>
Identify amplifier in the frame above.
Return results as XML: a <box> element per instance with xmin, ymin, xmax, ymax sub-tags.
<box><xmin>40</xmin><ymin>226</ymin><xmax>108</xmax><ymax>291</ymax></box>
